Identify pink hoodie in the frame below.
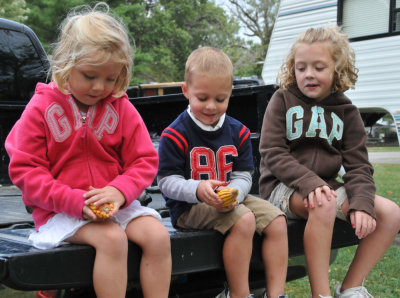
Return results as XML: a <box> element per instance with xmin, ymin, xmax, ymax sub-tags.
<box><xmin>6</xmin><ymin>82</ymin><xmax>158</xmax><ymax>230</ymax></box>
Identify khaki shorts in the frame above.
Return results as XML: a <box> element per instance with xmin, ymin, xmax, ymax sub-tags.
<box><xmin>268</xmin><ymin>182</ymin><xmax>347</xmax><ymax>221</ymax></box>
<box><xmin>176</xmin><ymin>194</ymin><xmax>284</xmax><ymax>235</ymax></box>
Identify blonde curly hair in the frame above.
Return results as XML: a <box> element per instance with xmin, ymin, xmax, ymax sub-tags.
<box><xmin>277</xmin><ymin>26</ymin><xmax>358</xmax><ymax>93</ymax></box>
<box><xmin>50</xmin><ymin>2</ymin><xmax>133</xmax><ymax>98</ymax></box>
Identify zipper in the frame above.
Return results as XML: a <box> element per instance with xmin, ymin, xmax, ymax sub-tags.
<box><xmin>80</xmin><ymin>109</ymin><xmax>94</xmax><ymax>185</ymax></box>
<box><xmin>80</xmin><ymin>114</ymin><xmax>87</xmax><ymax>138</ymax></box>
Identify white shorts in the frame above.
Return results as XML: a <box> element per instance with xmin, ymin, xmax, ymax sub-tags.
<box><xmin>29</xmin><ymin>200</ymin><xmax>161</xmax><ymax>250</ymax></box>
<box><xmin>268</xmin><ymin>183</ymin><xmax>347</xmax><ymax>221</ymax></box>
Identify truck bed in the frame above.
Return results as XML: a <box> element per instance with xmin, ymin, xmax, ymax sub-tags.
<box><xmin>0</xmin><ymin>185</ymin><xmax>359</xmax><ymax>296</ymax></box>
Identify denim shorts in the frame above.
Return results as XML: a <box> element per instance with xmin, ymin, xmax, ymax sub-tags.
<box><xmin>177</xmin><ymin>194</ymin><xmax>284</xmax><ymax>235</ymax></box>
<box><xmin>268</xmin><ymin>183</ymin><xmax>347</xmax><ymax>221</ymax></box>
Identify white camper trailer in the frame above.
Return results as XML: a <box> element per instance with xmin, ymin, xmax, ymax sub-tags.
<box><xmin>262</xmin><ymin>0</ymin><xmax>400</xmax><ymax>145</ymax></box>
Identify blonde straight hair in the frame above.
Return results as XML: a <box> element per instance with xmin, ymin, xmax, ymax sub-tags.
<box><xmin>50</xmin><ymin>2</ymin><xmax>133</xmax><ymax>98</ymax></box>
<box><xmin>185</xmin><ymin>47</ymin><xmax>233</xmax><ymax>85</ymax></box>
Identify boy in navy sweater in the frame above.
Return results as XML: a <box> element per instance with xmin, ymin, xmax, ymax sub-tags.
<box><xmin>157</xmin><ymin>47</ymin><xmax>288</xmax><ymax>298</ymax></box>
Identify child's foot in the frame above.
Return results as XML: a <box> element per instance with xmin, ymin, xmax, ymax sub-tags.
<box><xmin>334</xmin><ymin>283</ymin><xmax>373</xmax><ymax>298</ymax></box>
<box><xmin>215</xmin><ymin>288</ymin><xmax>230</xmax><ymax>298</ymax></box>
<box><xmin>262</xmin><ymin>290</ymin><xmax>288</xmax><ymax>298</ymax></box>
<box><xmin>215</xmin><ymin>288</ymin><xmax>255</xmax><ymax>298</ymax></box>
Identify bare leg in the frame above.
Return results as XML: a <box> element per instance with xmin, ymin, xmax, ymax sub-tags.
<box><xmin>126</xmin><ymin>216</ymin><xmax>171</xmax><ymax>298</ymax></box>
<box><xmin>66</xmin><ymin>221</ymin><xmax>128</xmax><ymax>298</ymax></box>
<box><xmin>340</xmin><ymin>195</ymin><xmax>400</xmax><ymax>290</ymax></box>
<box><xmin>263</xmin><ymin>215</ymin><xmax>288</xmax><ymax>297</ymax></box>
<box><xmin>223</xmin><ymin>211</ymin><xmax>256</xmax><ymax>298</ymax></box>
<box><xmin>290</xmin><ymin>192</ymin><xmax>337</xmax><ymax>297</ymax></box>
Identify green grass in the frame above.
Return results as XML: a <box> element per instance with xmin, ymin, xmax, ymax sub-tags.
<box><xmin>374</xmin><ymin>164</ymin><xmax>400</xmax><ymax>205</ymax></box>
<box><xmin>286</xmin><ymin>245</ymin><xmax>400</xmax><ymax>297</ymax></box>
<box><xmin>286</xmin><ymin>161</ymin><xmax>400</xmax><ymax>297</ymax></box>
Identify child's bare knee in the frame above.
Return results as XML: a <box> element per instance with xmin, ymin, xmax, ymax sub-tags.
<box><xmin>377</xmin><ymin>198</ymin><xmax>400</xmax><ymax>231</ymax></box>
<box><xmin>309</xmin><ymin>198</ymin><xmax>337</xmax><ymax>223</ymax></box>
<box><xmin>264</xmin><ymin>215</ymin><xmax>287</xmax><ymax>237</ymax></box>
<box><xmin>139</xmin><ymin>224</ymin><xmax>171</xmax><ymax>256</ymax></box>
<box><xmin>151</xmin><ymin>226</ymin><xmax>171</xmax><ymax>251</ymax></box>
<box><xmin>232</xmin><ymin>212</ymin><xmax>256</xmax><ymax>235</ymax></box>
<box><xmin>97</xmin><ymin>225</ymin><xmax>128</xmax><ymax>256</ymax></box>
<box><xmin>241</xmin><ymin>211</ymin><xmax>256</xmax><ymax>227</ymax></box>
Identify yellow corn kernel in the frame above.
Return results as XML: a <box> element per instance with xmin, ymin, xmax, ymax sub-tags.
<box><xmin>89</xmin><ymin>203</ymin><xmax>114</xmax><ymax>219</ymax></box>
<box><xmin>217</xmin><ymin>187</ymin><xmax>238</xmax><ymax>207</ymax></box>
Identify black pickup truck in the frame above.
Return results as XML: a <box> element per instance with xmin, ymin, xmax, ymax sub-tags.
<box><xmin>0</xmin><ymin>18</ymin><xmax>359</xmax><ymax>297</ymax></box>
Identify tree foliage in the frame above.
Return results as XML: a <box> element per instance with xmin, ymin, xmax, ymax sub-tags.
<box><xmin>4</xmin><ymin>0</ymin><xmax>278</xmax><ymax>84</ymax></box>
<box><xmin>24</xmin><ymin>0</ymin><xmax>90</xmax><ymax>53</ymax></box>
<box><xmin>228</xmin><ymin>0</ymin><xmax>278</xmax><ymax>50</ymax></box>
<box><xmin>116</xmin><ymin>0</ymin><xmax>239</xmax><ymax>84</ymax></box>
<box><xmin>0</xmin><ymin>0</ymin><xmax>30</xmax><ymax>23</ymax></box>
<box><xmin>21</xmin><ymin>0</ymin><xmax>241</xmax><ymax>84</ymax></box>
<box><xmin>227</xmin><ymin>0</ymin><xmax>279</xmax><ymax>77</ymax></box>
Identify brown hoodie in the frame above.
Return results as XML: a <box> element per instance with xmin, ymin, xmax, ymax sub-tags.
<box><xmin>259</xmin><ymin>85</ymin><xmax>376</xmax><ymax>219</ymax></box>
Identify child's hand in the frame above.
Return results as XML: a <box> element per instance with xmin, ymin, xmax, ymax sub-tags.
<box><xmin>350</xmin><ymin>210</ymin><xmax>376</xmax><ymax>239</ymax></box>
<box><xmin>305</xmin><ymin>185</ymin><xmax>337</xmax><ymax>209</ymax></box>
<box><xmin>83</xmin><ymin>186</ymin><xmax>126</xmax><ymax>218</ymax></box>
<box><xmin>196</xmin><ymin>180</ymin><xmax>227</xmax><ymax>208</ymax></box>
<box><xmin>215</xmin><ymin>200</ymin><xmax>237</xmax><ymax>213</ymax></box>
<box><xmin>82</xmin><ymin>204</ymin><xmax>97</xmax><ymax>221</ymax></box>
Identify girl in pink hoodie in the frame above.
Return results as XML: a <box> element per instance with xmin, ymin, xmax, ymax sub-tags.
<box><xmin>5</xmin><ymin>3</ymin><xmax>171</xmax><ymax>297</ymax></box>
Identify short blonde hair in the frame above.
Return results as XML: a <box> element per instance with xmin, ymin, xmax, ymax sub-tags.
<box><xmin>277</xmin><ymin>26</ymin><xmax>358</xmax><ymax>92</ymax></box>
<box><xmin>50</xmin><ymin>2</ymin><xmax>133</xmax><ymax>98</ymax></box>
<box><xmin>185</xmin><ymin>47</ymin><xmax>233</xmax><ymax>85</ymax></box>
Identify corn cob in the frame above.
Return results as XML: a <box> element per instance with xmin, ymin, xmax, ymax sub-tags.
<box><xmin>217</xmin><ymin>187</ymin><xmax>239</xmax><ymax>207</ymax></box>
<box><xmin>89</xmin><ymin>203</ymin><xmax>114</xmax><ymax>219</ymax></box>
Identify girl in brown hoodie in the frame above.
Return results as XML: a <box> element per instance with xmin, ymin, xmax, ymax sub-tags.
<box><xmin>259</xmin><ymin>26</ymin><xmax>400</xmax><ymax>298</ymax></box>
